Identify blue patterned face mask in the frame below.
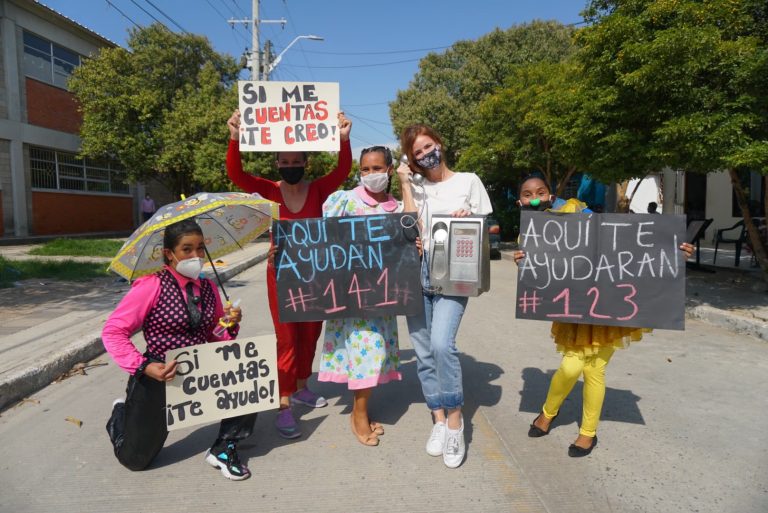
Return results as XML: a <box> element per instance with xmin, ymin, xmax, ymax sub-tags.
<box><xmin>415</xmin><ymin>146</ymin><xmax>441</xmax><ymax>170</ymax></box>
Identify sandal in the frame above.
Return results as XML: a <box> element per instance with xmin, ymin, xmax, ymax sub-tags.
<box><xmin>350</xmin><ymin>416</ymin><xmax>379</xmax><ymax>446</ymax></box>
<box><xmin>369</xmin><ymin>421</ymin><xmax>385</xmax><ymax>436</ymax></box>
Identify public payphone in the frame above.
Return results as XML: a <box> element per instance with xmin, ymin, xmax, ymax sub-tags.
<box><xmin>427</xmin><ymin>215</ymin><xmax>491</xmax><ymax>297</ymax></box>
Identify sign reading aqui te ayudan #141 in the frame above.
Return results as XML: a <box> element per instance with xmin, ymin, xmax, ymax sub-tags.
<box><xmin>273</xmin><ymin>213</ymin><xmax>424</xmax><ymax>323</ymax></box>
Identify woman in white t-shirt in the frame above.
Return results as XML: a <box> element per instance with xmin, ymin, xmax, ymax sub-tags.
<box><xmin>396</xmin><ymin>124</ymin><xmax>492</xmax><ymax>469</ymax></box>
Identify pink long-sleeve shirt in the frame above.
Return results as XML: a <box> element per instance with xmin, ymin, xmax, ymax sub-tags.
<box><xmin>102</xmin><ymin>265</ymin><xmax>236</xmax><ymax>374</ymax></box>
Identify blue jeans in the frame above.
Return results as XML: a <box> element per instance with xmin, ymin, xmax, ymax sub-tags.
<box><xmin>407</xmin><ymin>257</ymin><xmax>468</xmax><ymax>411</ymax></box>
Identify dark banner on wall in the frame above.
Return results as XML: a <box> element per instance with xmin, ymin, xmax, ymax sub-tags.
<box><xmin>273</xmin><ymin>214</ymin><xmax>424</xmax><ymax>322</ymax></box>
<box><xmin>516</xmin><ymin>212</ymin><xmax>686</xmax><ymax>330</ymax></box>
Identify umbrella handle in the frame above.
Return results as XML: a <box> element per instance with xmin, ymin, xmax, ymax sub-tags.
<box><xmin>204</xmin><ymin>246</ymin><xmax>229</xmax><ymax>303</ymax></box>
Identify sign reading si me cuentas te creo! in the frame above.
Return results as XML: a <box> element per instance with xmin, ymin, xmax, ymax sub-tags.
<box><xmin>273</xmin><ymin>213</ymin><xmax>424</xmax><ymax>322</ymax></box>
<box><xmin>164</xmin><ymin>336</ymin><xmax>279</xmax><ymax>431</ymax></box>
<box><xmin>237</xmin><ymin>81</ymin><xmax>340</xmax><ymax>152</ymax></box>
<box><xmin>515</xmin><ymin>212</ymin><xmax>687</xmax><ymax>330</ymax></box>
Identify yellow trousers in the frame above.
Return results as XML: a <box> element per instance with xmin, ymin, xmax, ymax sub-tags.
<box><xmin>541</xmin><ymin>346</ymin><xmax>615</xmax><ymax>437</ymax></box>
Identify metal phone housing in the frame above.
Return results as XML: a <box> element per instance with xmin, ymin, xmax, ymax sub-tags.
<box><xmin>427</xmin><ymin>214</ymin><xmax>491</xmax><ymax>297</ymax></box>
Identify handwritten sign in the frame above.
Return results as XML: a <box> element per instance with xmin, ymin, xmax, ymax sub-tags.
<box><xmin>237</xmin><ymin>81</ymin><xmax>340</xmax><ymax>152</ymax></box>
<box><xmin>516</xmin><ymin>212</ymin><xmax>686</xmax><ymax>330</ymax></box>
<box><xmin>273</xmin><ymin>214</ymin><xmax>424</xmax><ymax>322</ymax></box>
<box><xmin>164</xmin><ymin>336</ymin><xmax>279</xmax><ymax>431</ymax></box>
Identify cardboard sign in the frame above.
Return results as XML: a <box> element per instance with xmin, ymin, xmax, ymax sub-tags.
<box><xmin>516</xmin><ymin>212</ymin><xmax>687</xmax><ymax>330</ymax></box>
<box><xmin>237</xmin><ymin>81</ymin><xmax>340</xmax><ymax>152</ymax></box>
<box><xmin>273</xmin><ymin>213</ymin><xmax>424</xmax><ymax>322</ymax></box>
<box><xmin>164</xmin><ymin>335</ymin><xmax>278</xmax><ymax>431</ymax></box>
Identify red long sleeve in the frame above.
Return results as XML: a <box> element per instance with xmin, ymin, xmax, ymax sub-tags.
<box><xmin>225</xmin><ymin>139</ymin><xmax>353</xmax><ymax>219</ymax></box>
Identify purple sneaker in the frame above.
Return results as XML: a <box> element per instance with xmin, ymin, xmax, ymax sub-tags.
<box><xmin>290</xmin><ymin>388</ymin><xmax>328</xmax><ymax>408</ymax></box>
<box><xmin>274</xmin><ymin>407</ymin><xmax>301</xmax><ymax>439</ymax></box>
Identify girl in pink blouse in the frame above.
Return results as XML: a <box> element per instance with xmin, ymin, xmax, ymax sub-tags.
<box><xmin>102</xmin><ymin>219</ymin><xmax>253</xmax><ymax>481</ymax></box>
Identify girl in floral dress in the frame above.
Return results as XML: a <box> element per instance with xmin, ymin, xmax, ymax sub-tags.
<box><xmin>319</xmin><ymin>146</ymin><xmax>402</xmax><ymax>446</ymax></box>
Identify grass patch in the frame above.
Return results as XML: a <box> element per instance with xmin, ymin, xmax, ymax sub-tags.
<box><xmin>28</xmin><ymin>238</ymin><xmax>124</xmax><ymax>257</ymax></box>
<box><xmin>0</xmin><ymin>256</ymin><xmax>109</xmax><ymax>288</ymax></box>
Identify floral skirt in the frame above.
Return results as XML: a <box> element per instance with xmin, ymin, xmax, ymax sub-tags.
<box><xmin>318</xmin><ymin>316</ymin><xmax>401</xmax><ymax>390</ymax></box>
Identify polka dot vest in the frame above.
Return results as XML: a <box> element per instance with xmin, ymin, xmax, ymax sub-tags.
<box><xmin>142</xmin><ymin>269</ymin><xmax>216</xmax><ymax>361</ymax></box>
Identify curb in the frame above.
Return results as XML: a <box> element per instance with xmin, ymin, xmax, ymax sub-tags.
<box><xmin>0</xmin><ymin>328</ymin><xmax>105</xmax><ymax>411</ymax></box>
<box><xmin>0</xmin><ymin>248</ymin><xmax>269</xmax><ymax>412</ymax></box>
<box><xmin>687</xmin><ymin>305</ymin><xmax>768</xmax><ymax>342</ymax></box>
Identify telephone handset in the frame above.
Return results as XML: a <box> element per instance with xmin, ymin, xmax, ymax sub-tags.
<box><xmin>400</xmin><ymin>155</ymin><xmax>424</xmax><ymax>185</ymax></box>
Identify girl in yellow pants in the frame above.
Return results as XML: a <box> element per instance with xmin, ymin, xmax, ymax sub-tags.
<box><xmin>514</xmin><ymin>174</ymin><xmax>693</xmax><ymax>457</ymax></box>
<box><xmin>543</xmin><ymin>346</ymin><xmax>615</xmax><ymax>439</ymax></box>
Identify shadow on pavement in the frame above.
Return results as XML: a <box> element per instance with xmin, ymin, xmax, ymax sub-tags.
<box><xmin>518</xmin><ymin>367</ymin><xmax>644</xmax><ymax>430</ymax></box>
<box><xmin>312</xmin><ymin>349</ymin><xmax>504</xmax><ymax>447</ymax></box>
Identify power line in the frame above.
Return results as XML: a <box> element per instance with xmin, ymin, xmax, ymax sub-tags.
<box><xmin>300</xmin><ymin>45</ymin><xmax>452</xmax><ymax>56</ymax></box>
<box><xmin>215</xmin><ymin>0</ymin><xmax>239</xmax><ymax>18</ymax></box>
<box><xmin>280</xmin><ymin>0</ymin><xmax>316</xmax><ymax>82</ymax></box>
<box><xmin>345</xmin><ymin>111</ymin><xmax>396</xmax><ymax>141</ymax></box>
<box><xmin>229</xmin><ymin>0</ymin><xmax>248</xmax><ymax>17</ymax></box>
<box><xmin>104</xmin><ymin>0</ymin><xmax>142</xmax><ymax>28</ymax></box>
<box><xmin>350</xmin><ymin>133</ymin><xmax>381</xmax><ymax>148</ymax></box>
<box><xmin>214</xmin><ymin>0</ymin><xmax>253</xmax><ymax>41</ymax></box>
<box><xmin>342</xmin><ymin>101</ymin><xmax>391</xmax><ymax>107</ymax></box>
<box><xmin>285</xmin><ymin>57</ymin><xmax>422</xmax><ymax>69</ymax></box>
<box><xmin>143</xmin><ymin>0</ymin><xmax>188</xmax><ymax>33</ymax></box>
<box><xmin>127</xmin><ymin>0</ymin><xmax>166</xmax><ymax>28</ymax></box>
<box><xmin>203</xmin><ymin>0</ymin><xmax>250</xmax><ymax>45</ymax></box>
<box><xmin>342</xmin><ymin>112</ymin><xmax>391</xmax><ymax>126</ymax></box>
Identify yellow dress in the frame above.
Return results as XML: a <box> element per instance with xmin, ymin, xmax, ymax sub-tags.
<box><xmin>547</xmin><ymin>199</ymin><xmax>650</xmax><ymax>357</ymax></box>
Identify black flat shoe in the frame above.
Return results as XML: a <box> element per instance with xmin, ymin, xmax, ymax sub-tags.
<box><xmin>568</xmin><ymin>436</ymin><xmax>597</xmax><ymax>457</ymax></box>
<box><xmin>528</xmin><ymin>412</ymin><xmax>559</xmax><ymax>438</ymax></box>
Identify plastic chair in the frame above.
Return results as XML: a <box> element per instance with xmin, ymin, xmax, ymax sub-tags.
<box><xmin>746</xmin><ymin>218</ymin><xmax>766</xmax><ymax>267</ymax></box>
<box><xmin>713</xmin><ymin>220</ymin><xmax>747</xmax><ymax>266</ymax></box>
<box><xmin>686</xmin><ymin>218</ymin><xmax>713</xmax><ymax>269</ymax></box>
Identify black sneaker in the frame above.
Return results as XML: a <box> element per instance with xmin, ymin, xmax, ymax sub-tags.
<box><xmin>205</xmin><ymin>442</ymin><xmax>251</xmax><ymax>481</ymax></box>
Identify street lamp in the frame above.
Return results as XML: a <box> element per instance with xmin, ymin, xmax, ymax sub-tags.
<box><xmin>264</xmin><ymin>35</ymin><xmax>323</xmax><ymax>80</ymax></box>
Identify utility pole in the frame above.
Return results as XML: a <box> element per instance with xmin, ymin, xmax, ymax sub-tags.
<box><xmin>251</xmin><ymin>0</ymin><xmax>259</xmax><ymax>80</ymax></box>
<box><xmin>263</xmin><ymin>40</ymin><xmax>272</xmax><ymax>81</ymax></box>
<box><xmin>228</xmin><ymin>1</ymin><xmax>285</xmax><ymax>80</ymax></box>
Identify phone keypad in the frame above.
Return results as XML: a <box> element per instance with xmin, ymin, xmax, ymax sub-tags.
<box><xmin>455</xmin><ymin>239</ymin><xmax>474</xmax><ymax>258</ymax></box>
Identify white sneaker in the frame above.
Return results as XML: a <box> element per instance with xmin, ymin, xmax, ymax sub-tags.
<box><xmin>426</xmin><ymin>421</ymin><xmax>447</xmax><ymax>456</ymax></box>
<box><xmin>443</xmin><ymin>417</ymin><xmax>465</xmax><ymax>468</ymax></box>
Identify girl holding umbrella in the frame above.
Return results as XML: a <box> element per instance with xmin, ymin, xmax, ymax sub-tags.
<box><xmin>103</xmin><ymin>218</ymin><xmax>254</xmax><ymax>480</ymax></box>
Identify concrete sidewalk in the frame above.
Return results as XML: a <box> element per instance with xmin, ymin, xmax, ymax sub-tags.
<box><xmin>1</xmin><ymin>242</ymin><xmax>766</xmax><ymax>413</ymax></box>
<box><xmin>0</xmin><ymin>240</ymin><xmax>270</xmax><ymax>410</ymax></box>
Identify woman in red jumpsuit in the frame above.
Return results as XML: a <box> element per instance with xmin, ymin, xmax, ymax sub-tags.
<box><xmin>226</xmin><ymin>109</ymin><xmax>353</xmax><ymax>438</ymax></box>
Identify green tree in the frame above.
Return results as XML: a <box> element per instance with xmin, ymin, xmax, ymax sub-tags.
<box><xmin>69</xmin><ymin>24</ymin><xmax>240</xmax><ymax>196</ymax></box>
<box><xmin>459</xmin><ymin>61</ymin><xmax>594</xmax><ymax>197</ymax></box>
<box><xmin>578</xmin><ymin>0</ymin><xmax>768</xmax><ymax>273</ymax></box>
<box><xmin>389</xmin><ymin>21</ymin><xmax>576</xmax><ymax>167</ymax></box>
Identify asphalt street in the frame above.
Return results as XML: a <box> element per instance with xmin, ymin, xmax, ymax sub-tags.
<box><xmin>0</xmin><ymin>258</ymin><xmax>766</xmax><ymax>513</ymax></box>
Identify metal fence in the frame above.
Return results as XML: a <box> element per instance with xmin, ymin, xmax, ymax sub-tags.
<box><xmin>30</xmin><ymin>146</ymin><xmax>129</xmax><ymax>195</ymax></box>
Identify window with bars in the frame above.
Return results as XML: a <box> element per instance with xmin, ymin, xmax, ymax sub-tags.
<box><xmin>22</xmin><ymin>31</ymin><xmax>82</xmax><ymax>89</ymax></box>
<box><xmin>30</xmin><ymin>147</ymin><xmax>129</xmax><ymax>195</ymax></box>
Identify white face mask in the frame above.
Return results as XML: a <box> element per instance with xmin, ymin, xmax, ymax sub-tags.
<box><xmin>174</xmin><ymin>256</ymin><xmax>204</xmax><ymax>279</ymax></box>
<box><xmin>360</xmin><ymin>172</ymin><xmax>389</xmax><ymax>193</ymax></box>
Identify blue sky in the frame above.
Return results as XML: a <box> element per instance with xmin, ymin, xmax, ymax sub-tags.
<box><xmin>40</xmin><ymin>0</ymin><xmax>586</xmax><ymax>156</ymax></box>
